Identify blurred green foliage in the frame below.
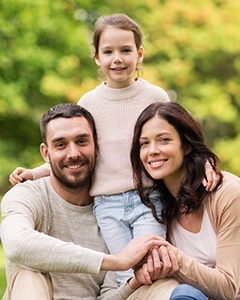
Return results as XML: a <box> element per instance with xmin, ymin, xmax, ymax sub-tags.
<box><xmin>0</xmin><ymin>0</ymin><xmax>240</xmax><ymax>197</ymax></box>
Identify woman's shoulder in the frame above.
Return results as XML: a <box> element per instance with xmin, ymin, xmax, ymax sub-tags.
<box><xmin>206</xmin><ymin>171</ymin><xmax>240</xmax><ymax>228</ymax></box>
<box><xmin>207</xmin><ymin>171</ymin><xmax>240</xmax><ymax>209</ymax></box>
<box><xmin>221</xmin><ymin>171</ymin><xmax>240</xmax><ymax>188</ymax></box>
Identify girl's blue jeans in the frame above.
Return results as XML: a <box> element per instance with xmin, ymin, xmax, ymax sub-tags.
<box><xmin>170</xmin><ymin>284</ymin><xmax>208</xmax><ymax>300</ymax></box>
<box><xmin>94</xmin><ymin>189</ymin><xmax>166</xmax><ymax>285</ymax></box>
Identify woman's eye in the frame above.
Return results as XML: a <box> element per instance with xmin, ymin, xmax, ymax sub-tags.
<box><xmin>140</xmin><ymin>141</ymin><xmax>148</xmax><ymax>147</ymax></box>
<box><xmin>159</xmin><ymin>138</ymin><xmax>170</xmax><ymax>143</ymax></box>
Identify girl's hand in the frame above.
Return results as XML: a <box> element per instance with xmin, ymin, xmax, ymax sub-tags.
<box><xmin>9</xmin><ymin>167</ymin><xmax>33</xmax><ymax>186</ymax></box>
<box><xmin>202</xmin><ymin>162</ymin><xmax>220</xmax><ymax>192</ymax></box>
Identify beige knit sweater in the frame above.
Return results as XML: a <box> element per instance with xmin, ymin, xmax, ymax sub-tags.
<box><xmin>79</xmin><ymin>78</ymin><xmax>170</xmax><ymax>196</ymax></box>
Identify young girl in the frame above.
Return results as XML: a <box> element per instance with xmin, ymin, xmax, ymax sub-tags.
<box><xmin>131</xmin><ymin>101</ymin><xmax>240</xmax><ymax>299</ymax></box>
<box><xmin>9</xmin><ymin>14</ymin><xmax>218</xmax><ymax>284</ymax></box>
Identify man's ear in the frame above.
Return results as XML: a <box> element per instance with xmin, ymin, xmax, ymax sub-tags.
<box><xmin>40</xmin><ymin>143</ymin><xmax>50</xmax><ymax>163</ymax></box>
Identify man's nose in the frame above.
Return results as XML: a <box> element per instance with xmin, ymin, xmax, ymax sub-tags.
<box><xmin>67</xmin><ymin>143</ymin><xmax>81</xmax><ymax>158</ymax></box>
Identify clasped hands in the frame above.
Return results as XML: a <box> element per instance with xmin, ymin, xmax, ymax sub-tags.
<box><xmin>134</xmin><ymin>245</ymin><xmax>179</xmax><ymax>285</ymax></box>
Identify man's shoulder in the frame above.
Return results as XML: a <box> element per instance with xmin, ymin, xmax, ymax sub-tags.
<box><xmin>2</xmin><ymin>177</ymin><xmax>51</xmax><ymax>207</ymax></box>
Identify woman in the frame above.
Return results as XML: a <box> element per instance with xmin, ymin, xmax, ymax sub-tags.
<box><xmin>131</xmin><ymin>101</ymin><xmax>240</xmax><ymax>299</ymax></box>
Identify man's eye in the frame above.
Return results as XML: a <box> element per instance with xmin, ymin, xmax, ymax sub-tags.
<box><xmin>77</xmin><ymin>139</ymin><xmax>87</xmax><ymax>145</ymax></box>
<box><xmin>56</xmin><ymin>143</ymin><xmax>65</xmax><ymax>148</ymax></box>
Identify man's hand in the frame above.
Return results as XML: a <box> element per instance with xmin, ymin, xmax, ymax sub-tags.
<box><xmin>9</xmin><ymin>167</ymin><xmax>33</xmax><ymax>186</ymax></box>
<box><xmin>134</xmin><ymin>246</ymin><xmax>179</xmax><ymax>285</ymax></box>
<box><xmin>101</xmin><ymin>235</ymin><xmax>168</xmax><ymax>271</ymax></box>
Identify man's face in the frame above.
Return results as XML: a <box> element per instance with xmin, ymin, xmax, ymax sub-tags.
<box><xmin>41</xmin><ymin>116</ymin><xmax>96</xmax><ymax>191</ymax></box>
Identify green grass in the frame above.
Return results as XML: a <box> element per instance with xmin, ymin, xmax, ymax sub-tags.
<box><xmin>0</xmin><ymin>242</ymin><xmax>7</xmax><ymax>298</ymax></box>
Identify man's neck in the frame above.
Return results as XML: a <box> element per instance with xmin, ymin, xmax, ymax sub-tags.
<box><xmin>50</xmin><ymin>177</ymin><xmax>93</xmax><ymax>206</ymax></box>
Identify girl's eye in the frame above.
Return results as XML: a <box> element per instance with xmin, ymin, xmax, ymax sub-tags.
<box><xmin>104</xmin><ymin>50</ymin><xmax>112</xmax><ymax>54</ymax></box>
<box><xmin>123</xmin><ymin>49</ymin><xmax>131</xmax><ymax>53</ymax></box>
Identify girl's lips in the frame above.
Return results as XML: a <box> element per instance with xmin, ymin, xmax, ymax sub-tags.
<box><xmin>111</xmin><ymin>67</ymin><xmax>126</xmax><ymax>71</ymax></box>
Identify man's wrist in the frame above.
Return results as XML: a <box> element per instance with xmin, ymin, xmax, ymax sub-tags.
<box><xmin>101</xmin><ymin>254</ymin><xmax>124</xmax><ymax>271</ymax></box>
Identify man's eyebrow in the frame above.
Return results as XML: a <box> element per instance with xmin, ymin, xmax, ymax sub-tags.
<box><xmin>51</xmin><ymin>133</ymin><xmax>91</xmax><ymax>143</ymax></box>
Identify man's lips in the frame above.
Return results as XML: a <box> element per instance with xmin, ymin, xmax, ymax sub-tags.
<box><xmin>67</xmin><ymin>164</ymin><xmax>83</xmax><ymax>170</ymax></box>
<box><xmin>64</xmin><ymin>161</ymin><xmax>86</xmax><ymax>171</ymax></box>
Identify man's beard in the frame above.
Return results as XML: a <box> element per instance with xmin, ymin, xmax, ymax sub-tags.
<box><xmin>50</xmin><ymin>159</ymin><xmax>93</xmax><ymax>190</ymax></box>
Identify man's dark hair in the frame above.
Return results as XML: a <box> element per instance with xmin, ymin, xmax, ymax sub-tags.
<box><xmin>40</xmin><ymin>103</ymin><xmax>97</xmax><ymax>149</ymax></box>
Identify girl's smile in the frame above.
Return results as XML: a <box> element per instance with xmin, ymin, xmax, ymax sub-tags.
<box><xmin>95</xmin><ymin>26</ymin><xmax>143</xmax><ymax>88</ymax></box>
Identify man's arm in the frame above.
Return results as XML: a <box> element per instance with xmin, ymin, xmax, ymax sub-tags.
<box><xmin>1</xmin><ymin>182</ymin><xmax>167</xmax><ymax>277</ymax></box>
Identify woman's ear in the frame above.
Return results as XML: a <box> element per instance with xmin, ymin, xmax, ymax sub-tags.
<box><xmin>184</xmin><ymin>146</ymin><xmax>192</xmax><ymax>156</ymax></box>
<box><xmin>40</xmin><ymin>143</ymin><xmax>50</xmax><ymax>163</ymax></box>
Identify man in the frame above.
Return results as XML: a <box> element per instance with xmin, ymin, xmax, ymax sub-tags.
<box><xmin>1</xmin><ymin>103</ymin><xmax>178</xmax><ymax>299</ymax></box>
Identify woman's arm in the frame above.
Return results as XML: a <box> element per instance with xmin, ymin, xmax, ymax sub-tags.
<box><xmin>167</xmin><ymin>173</ymin><xmax>240</xmax><ymax>299</ymax></box>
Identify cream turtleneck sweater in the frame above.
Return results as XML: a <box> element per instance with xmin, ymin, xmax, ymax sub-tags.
<box><xmin>78</xmin><ymin>78</ymin><xmax>169</xmax><ymax>196</ymax></box>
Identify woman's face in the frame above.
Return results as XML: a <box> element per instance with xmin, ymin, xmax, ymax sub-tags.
<box><xmin>139</xmin><ymin>116</ymin><xmax>188</xmax><ymax>194</ymax></box>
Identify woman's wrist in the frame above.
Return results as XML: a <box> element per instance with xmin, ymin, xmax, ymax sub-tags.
<box><xmin>127</xmin><ymin>276</ymin><xmax>142</xmax><ymax>290</ymax></box>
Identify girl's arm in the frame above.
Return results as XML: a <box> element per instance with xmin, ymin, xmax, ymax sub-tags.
<box><xmin>9</xmin><ymin>163</ymin><xmax>50</xmax><ymax>186</ymax></box>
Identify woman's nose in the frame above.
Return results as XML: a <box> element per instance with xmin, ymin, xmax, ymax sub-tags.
<box><xmin>149</xmin><ymin>142</ymin><xmax>160</xmax><ymax>155</ymax></box>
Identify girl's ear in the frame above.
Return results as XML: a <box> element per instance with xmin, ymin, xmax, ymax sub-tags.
<box><xmin>95</xmin><ymin>55</ymin><xmax>101</xmax><ymax>67</ymax></box>
<box><xmin>40</xmin><ymin>143</ymin><xmax>50</xmax><ymax>163</ymax></box>
<box><xmin>137</xmin><ymin>46</ymin><xmax>144</xmax><ymax>63</ymax></box>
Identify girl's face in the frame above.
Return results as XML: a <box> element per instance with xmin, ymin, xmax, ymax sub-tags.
<box><xmin>139</xmin><ymin>116</ymin><xmax>188</xmax><ymax>195</ymax></box>
<box><xmin>95</xmin><ymin>26</ymin><xmax>143</xmax><ymax>88</ymax></box>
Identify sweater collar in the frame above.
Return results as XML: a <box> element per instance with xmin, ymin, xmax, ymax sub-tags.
<box><xmin>95</xmin><ymin>78</ymin><xmax>148</xmax><ymax>100</ymax></box>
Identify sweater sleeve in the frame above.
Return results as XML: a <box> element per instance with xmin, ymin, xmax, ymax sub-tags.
<box><xmin>1</xmin><ymin>182</ymin><xmax>104</xmax><ymax>276</ymax></box>
<box><xmin>31</xmin><ymin>163</ymin><xmax>50</xmax><ymax>180</ymax></box>
<box><xmin>167</xmin><ymin>175</ymin><xmax>240</xmax><ymax>299</ymax></box>
<box><xmin>99</xmin><ymin>271</ymin><xmax>134</xmax><ymax>300</ymax></box>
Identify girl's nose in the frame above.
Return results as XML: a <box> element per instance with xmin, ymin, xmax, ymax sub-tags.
<box><xmin>113</xmin><ymin>52</ymin><xmax>123</xmax><ymax>63</ymax></box>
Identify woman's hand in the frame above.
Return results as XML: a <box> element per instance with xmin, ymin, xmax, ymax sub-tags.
<box><xmin>134</xmin><ymin>246</ymin><xmax>179</xmax><ymax>285</ymax></box>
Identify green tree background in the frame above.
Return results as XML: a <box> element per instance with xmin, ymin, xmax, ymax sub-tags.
<box><xmin>0</xmin><ymin>0</ymin><xmax>240</xmax><ymax>198</ymax></box>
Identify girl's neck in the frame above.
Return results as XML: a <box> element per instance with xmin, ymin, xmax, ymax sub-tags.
<box><xmin>105</xmin><ymin>78</ymin><xmax>138</xmax><ymax>89</ymax></box>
